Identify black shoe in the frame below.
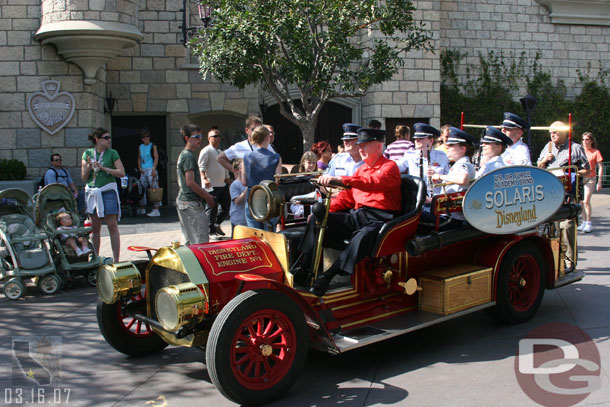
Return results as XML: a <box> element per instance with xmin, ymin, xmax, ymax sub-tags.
<box><xmin>291</xmin><ymin>265</ymin><xmax>312</xmax><ymax>286</ymax></box>
<box><xmin>309</xmin><ymin>275</ymin><xmax>330</xmax><ymax>297</ymax></box>
<box><xmin>214</xmin><ymin>224</ymin><xmax>226</xmax><ymax>236</ymax></box>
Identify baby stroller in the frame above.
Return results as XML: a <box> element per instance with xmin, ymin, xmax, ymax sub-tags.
<box><xmin>119</xmin><ymin>170</ymin><xmax>144</xmax><ymax>217</ymax></box>
<box><xmin>35</xmin><ymin>184</ymin><xmax>102</xmax><ymax>288</ymax></box>
<box><xmin>0</xmin><ymin>188</ymin><xmax>59</xmax><ymax>300</ymax></box>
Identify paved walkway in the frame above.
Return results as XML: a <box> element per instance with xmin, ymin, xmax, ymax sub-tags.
<box><xmin>99</xmin><ymin>206</ymin><xmax>231</xmax><ymax>262</ymax></box>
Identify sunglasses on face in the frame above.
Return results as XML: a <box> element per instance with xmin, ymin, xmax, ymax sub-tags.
<box><xmin>210</xmin><ymin>135</ymin><xmax>220</xmax><ymax>138</ymax></box>
<box><xmin>141</xmin><ymin>136</ymin><xmax>150</xmax><ymax>139</ymax></box>
<box><xmin>99</xmin><ymin>135</ymin><xmax>111</xmax><ymax>140</ymax></box>
<box><xmin>190</xmin><ymin>134</ymin><xmax>202</xmax><ymax>139</ymax></box>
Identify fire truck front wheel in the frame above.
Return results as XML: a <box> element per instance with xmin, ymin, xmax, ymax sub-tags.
<box><xmin>96</xmin><ymin>294</ymin><xmax>168</xmax><ymax>357</ymax></box>
<box><xmin>488</xmin><ymin>241</ymin><xmax>545</xmax><ymax>324</ymax></box>
<box><xmin>206</xmin><ymin>289</ymin><xmax>308</xmax><ymax>406</ymax></box>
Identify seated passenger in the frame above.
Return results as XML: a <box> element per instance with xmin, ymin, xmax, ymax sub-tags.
<box><xmin>420</xmin><ymin>127</ymin><xmax>477</xmax><ymax>230</ymax></box>
<box><xmin>56</xmin><ymin>212</ymin><xmax>91</xmax><ymax>257</ymax></box>
<box><xmin>290</xmin><ymin>151</ymin><xmax>320</xmax><ymax>218</ymax></box>
<box><xmin>395</xmin><ymin>123</ymin><xmax>449</xmax><ymax>196</ymax></box>
<box><xmin>475</xmin><ymin>126</ymin><xmax>513</xmax><ymax>178</ymax></box>
<box><xmin>326</xmin><ymin>123</ymin><xmax>364</xmax><ymax>177</ymax></box>
<box><xmin>297</xmin><ymin>128</ymin><xmax>402</xmax><ymax>297</ymax></box>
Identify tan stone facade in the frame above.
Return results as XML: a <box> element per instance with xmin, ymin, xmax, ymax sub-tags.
<box><xmin>1</xmin><ymin>0</ymin><xmax>609</xmax><ymax>202</ymax></box>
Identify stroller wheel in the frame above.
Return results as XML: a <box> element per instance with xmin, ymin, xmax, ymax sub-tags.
<box><xmin>3</xmin><ymin>278</ymin><xmax>25</xmax><ymax>300</ymax></box>
<box><xmin>38</xmin><ymin>274</ymin><xmax>61</xmax><ymax>295</ymax></box>
<box><xmin>86</xmin><ymin>268</ymin><xmax>97</xmax><ymax>287</ymax></box>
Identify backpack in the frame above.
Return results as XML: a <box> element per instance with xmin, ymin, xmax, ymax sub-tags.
<box><xmin>152</xmin><ymin>143</ymin><xmax>168</xmax><ymax>173</ymax></box>
<box><xmin>37</xmin><ymin>168</ymin><xmax>58</xmax><ymax>190</ymax></box>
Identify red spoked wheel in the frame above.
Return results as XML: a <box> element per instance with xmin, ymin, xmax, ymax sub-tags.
<box><xmin>97</xmin><ymin>284</ymin><xmax>168</xmax><ymax>356</ymax></box>
<box><xmin>117</xmin><ymin>286</ymin><xmax>155</xmax><ymax>338</ymax></box>
<box><xmin>231</xmin><ymin>309</ymin><xmax>297</xmax><ymax>390</ymax></box>
<box><xmin>507</xmin><ymin>253</ymin><xmax>541</xmax><ymax>313</ymax></box>
<box><xmin>488</xmin><ymin>241</ymin><xmax>545</xmax><ymax>324</ymax></box>
<box><xmin>207</xmin><ymin>290</ymin><xmax>308</xmax><ymax>405</ymax></box>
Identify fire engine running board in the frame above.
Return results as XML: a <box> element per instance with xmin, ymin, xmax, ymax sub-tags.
<box><xmin>554</xmin><ymin>269</ymin><xmax>585</xmax><ymax>288</ymax></box>
<box><xmin>332</xmin><ymin>303</ymin><xmax>495</xmax><ymax>353</ymax></box>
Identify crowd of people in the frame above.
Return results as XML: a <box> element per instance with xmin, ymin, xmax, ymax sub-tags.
<box><xmin>41</xmin><ymin>113</ymin><xmax>603</xmax><ymax>273</ymax></box>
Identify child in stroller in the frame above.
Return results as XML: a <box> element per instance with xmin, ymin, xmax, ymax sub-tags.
<box><xmin>56</xmin><ymin>212</ymin><xmax>91</xmax><ymax>257</ymax></box>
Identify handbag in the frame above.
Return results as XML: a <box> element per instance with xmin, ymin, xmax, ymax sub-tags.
<box><xmin>147</xmin><ymin>187</ymin><xmax>164</xmax><ymax>203</ymax></box>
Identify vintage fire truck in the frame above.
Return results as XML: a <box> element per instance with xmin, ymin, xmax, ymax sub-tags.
<box><xmin>96</xmin><ymin>164</ymin><xmax>583</xmax><ymax>405</ymax></box>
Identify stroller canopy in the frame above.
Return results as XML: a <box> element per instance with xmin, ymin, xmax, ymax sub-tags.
<box><xmin>0</xmin><ymin>188</ymin><xmax>33</xmax><ymax>217</ymax></box>
<box><xmin>35</xmin><ymin>184</ymin><xmax>78</xmax><ymax>229</ymax></box>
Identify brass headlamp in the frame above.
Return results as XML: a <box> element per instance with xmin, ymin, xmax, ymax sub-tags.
<box><xmin>155</xmin><ymin>282</ymin><xmax>207</xmax><ymax>332</ymax></box>
<box><xmin>97</xmin><ymin>262</ymin><xmax>142</xmax><ymax>304</ymax></box>
<box><xmin>248</xmin><ymin>180</ymin><xmax>283</xmax><ymax>222</ymax></box>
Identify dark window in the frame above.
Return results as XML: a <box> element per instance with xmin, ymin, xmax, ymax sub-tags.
<box><xmin>111</xmin><ymin>116</ymin><xmax>168</xmax><ymax>205</ymax></box>
<box><xmin>263</xmin><ymin>101</ymin><xmax>352</xmax><ymax>164</ymax></box>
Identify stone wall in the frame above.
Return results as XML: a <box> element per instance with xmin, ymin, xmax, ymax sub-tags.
<box><xmin>439</xmin><ymin>0</ymin><xmax>610</xmax><ymax>97</ymax></box>
<box><xmin>40</xmin><ymin>0</ymin><xmax>139</xmax><ymax>25</ymax></box>
<box><xmin>0</xmin><ymin>0</ymin><xmax>106</xmax><ymax>184</ymax></box>
<box><xmin>105</xmin><ymin>0</ymin><xmax>260</xmax><ymax>197</ymax></box>
<box><xmin>361</xmin><ymin>1</ymin><xmax>442</xmax><ymax>129</ymax></box>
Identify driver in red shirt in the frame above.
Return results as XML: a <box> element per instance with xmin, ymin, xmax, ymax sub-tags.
<box><xmin>297</xmin><ymin>128</ymin><xmax>402</xmax><ymax>296</ymax></box>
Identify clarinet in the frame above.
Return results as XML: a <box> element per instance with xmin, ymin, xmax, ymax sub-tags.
<box><xmin>426</xmin><ymin>146</ymin><xmax>433</xmax><ymax>195</ymax></box>
<box><xmin>419</xmin><ymin>149</ymin><xmax>429</xmax><ymax>195</ymax></box>
<box><xmin>473</xmin><ymin>130</ymin><xmax>484</xmax><ymax>171</ymax></box>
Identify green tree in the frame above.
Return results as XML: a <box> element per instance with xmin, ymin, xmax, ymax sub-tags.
<box><xmin>190</xmin><ymin>0</ymin><xmax>432</xmax><ymax>148</ymax></box>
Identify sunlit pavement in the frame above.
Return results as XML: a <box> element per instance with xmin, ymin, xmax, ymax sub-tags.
<box><xmin>0</xmin><ymin>194</ymin><xmax>609</xmax><ymax>406</ymax></box>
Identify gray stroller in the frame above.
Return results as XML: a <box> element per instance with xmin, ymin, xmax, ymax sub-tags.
<box><xmin>0</xmin><ymin>188</ymin><xmax>59</xmax><ymax>300</ymax></box>
<box><xmin>35</xmin><ymin>184</ymin><xmax>102</xmax><ymax>288</ymax></box>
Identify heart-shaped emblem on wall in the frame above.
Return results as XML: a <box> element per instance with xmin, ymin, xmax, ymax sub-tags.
<box><xmin>27</xmin><ymin>80</ymin><xmax>76</xmax><ymax>135</ymax></box>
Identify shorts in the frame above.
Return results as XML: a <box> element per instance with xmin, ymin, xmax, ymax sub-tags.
<box><xmin>583</xmin><ymin>177</ymin><xmax>596</xmax><ymax>196</ymax></box>
<box><xmin>101</xmin><ymin>190</ymin><xmax>119</xmax><ymax>215</ymax></box>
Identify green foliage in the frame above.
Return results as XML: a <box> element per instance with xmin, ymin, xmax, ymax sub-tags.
<box><xmin>441</xmin><ymin>50</ymin><xmax>610</xmax><ymax>162</ymax></box>
<box><xmin>0</xmin><ymin>159</ymin><xmax>27</xmax><ymax>180</ymax></box>
<box><xmin>190</xmin><ymin>0</ymin><xmax>432</xmax><ymax>147</ymax></box>
<box><xmin>440</xmin><ymin>50</ymin><xmax>523</xmax><ymax>129</ymax></box>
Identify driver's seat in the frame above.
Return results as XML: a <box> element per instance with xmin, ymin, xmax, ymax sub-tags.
<box><xmin>371</xmin><ymin>174</ymin><xmax>427</xmax><ymax>257</ymax></box>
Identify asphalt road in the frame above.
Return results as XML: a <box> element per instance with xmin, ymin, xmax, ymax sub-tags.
<box><xmin>1</xmin><ymin>204</ymin><xmax>609</xmax><ymax>407</ymax></box>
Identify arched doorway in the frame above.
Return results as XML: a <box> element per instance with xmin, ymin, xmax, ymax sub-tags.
<box><xmin>263</xmin><ymin>101</ymin><xmax>354</xmax><ymax>164</ymax></box>
<box><xmin>189</xmin><ymin>111</ymin><xmax>248</xmax><ymax>150</ymax></box>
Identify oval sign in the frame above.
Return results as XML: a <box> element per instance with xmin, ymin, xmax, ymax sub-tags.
<box><xmin>463</xmin><ymin>166</ymin><xmax>565</xmax><ymax>234</ymax></box>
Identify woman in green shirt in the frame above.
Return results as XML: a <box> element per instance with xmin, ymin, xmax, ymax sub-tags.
<box><xmin>81</xmin><ymin>128</ymin><xmax>125</xmax><ymax>262</ymax></box>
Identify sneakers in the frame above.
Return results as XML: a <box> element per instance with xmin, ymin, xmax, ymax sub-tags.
<box><xmin>583</xmin><ymin>222</ymin><xmax>592</xmax><ymax>233</ymax></box>
<box><xmin>82</xmin><ymin>247</ymin><xmax>91</xmax><ymax>255</ymax></box>
<box><xmin>147</xmin><ymin>209</ymin><xmax>161</xmax><ymax>217</ymax></box>
<box><xmin>577</xmin><ymin>222</ymin><xmax>586</xmax><ymax>231</ymax></box>
<box><xmin>75</xmin><ymin>247</ymin><xmax>83</xmax><ymax>256</ymax></box>
<box><xmin>137</xmin><ymin>208</ymin><xmax>146</xmax><ymax>215</ymax></box>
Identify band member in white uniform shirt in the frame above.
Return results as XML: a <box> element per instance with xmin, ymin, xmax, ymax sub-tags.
<box><xmin>476</xmin><ymin>126</ymin><xmax>513</xmax><ymax>178</ymax></box>
<box><xmin>326</xmin><ymin>123</ymin><xmax>364</xmax><ymax>177</ymax></box>
<box><xmin>500</xmin><ymin>112</ymin><xmax>531</xmax><ymax>165</ymax></box>
<box><xmin>395</xmin><ymin>123</ymin><xmax>449</xmax><ymax>195</ymax></box>
<box><xmin>424</xmin><ymin>127</ymin><xmax>476</xmax><ymax>229</ymax></box>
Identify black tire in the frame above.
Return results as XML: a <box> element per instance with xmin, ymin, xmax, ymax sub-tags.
<box><xmin>206</xmin><ymin>290</ymin><xmax>308</xmax><ymax>406</ymax></box>
<box><xmin>487</xmin><ymin>241</ymin><xmax>545</xmax><ymax>324</ymax></box>
<box><xmin>96</xmin><ymin>293</ymin><xmax>168</xmax><ymax>357</ymax></box>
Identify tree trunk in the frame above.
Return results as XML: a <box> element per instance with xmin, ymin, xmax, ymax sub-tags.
<box><xmin>299</xmin><ymin>121</ymin><xmax>317</xmax><ymax>152</ymax></box>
